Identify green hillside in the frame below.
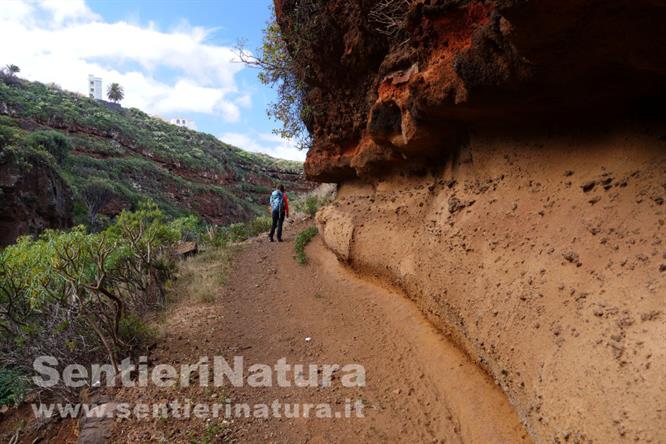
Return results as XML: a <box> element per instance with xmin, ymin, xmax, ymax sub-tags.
<box><xmin>0</xmin><ymin>75</ymin><xmax>310</xmax><ymax>237</ymax></box>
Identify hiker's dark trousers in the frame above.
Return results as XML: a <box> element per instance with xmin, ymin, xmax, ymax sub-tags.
<box><xmin>269</xmin><ymin>209</ymin><xmax>285</xmax><ymax>240</ymax></box>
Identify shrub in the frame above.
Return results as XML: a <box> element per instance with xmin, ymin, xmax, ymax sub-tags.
<box><xmin>369</xmin><ymin>0</ymin><xmax>412</xmax><ymax>42</ymax></box>
<box><xmin>294</xmin><ymin>226</ymin><xmax>318</xmax><ymax>265</ymax></box>
<box><xmin>25</xmin><ymin>130</ymin><xmax>71</xmax><ymax>164</ymax></box>
<box><xmin>210</xmin><ymin>215</ymin><xmax>273</xmax><ymax>247</ymax></box>
<box><xmin>0</xmin><ymin>201</ymin><xmax>186</xmax><ymax>396</ymax></box>
<box><xmin>0</xmin><ymin>368</ymin><xmax>29</xmax><ymax>407</ymax></box>
<box><xmin>248</xmin><ymin>215</ymin><xmax>272</xmax><ymax>235</ymax></box>
<box><xmin>293</xmin><ymin>185</ymin><xmax>335</xmax><ymax>216</ymax></box>
<box><xmin>302</xmin><ymin>195</ymin><xmax>325</xmax><ymax>216</ymax></box>
<box><xmin>0</xmin><ymin>125</ymin><xmax>17</xmax><ymax>148</ymax></box>
<box><xmin>118</xmin><ymin>313</ymin><xmax>157</xmax><ymax>349</ymax></box>
<box><xmin>169</xmin><ymin>215</ymin><xmax>203</xmax><ymax>241</ymax></box>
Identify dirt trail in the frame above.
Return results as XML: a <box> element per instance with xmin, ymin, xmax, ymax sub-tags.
<box><xmin>111</xmin><ymin>221</ymin><xmax>530</xmax><ymax>443</ymax></box>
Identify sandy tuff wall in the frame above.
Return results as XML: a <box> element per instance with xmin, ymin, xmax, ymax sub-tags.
<box><xmin>274</xmin><ymin>0</ymin><xmax>665</xmax><ymax>440</ymax></box>
<box><xmin>317</xmin><ymin>126</ymin><xmax>665</xmax><ymax>443</ymax></box>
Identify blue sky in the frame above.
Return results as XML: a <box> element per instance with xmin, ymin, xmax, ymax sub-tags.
<box><xmin>0</xmin><ymin>0</ymin><xmax>305</xmax><ymax>160</ymax></box>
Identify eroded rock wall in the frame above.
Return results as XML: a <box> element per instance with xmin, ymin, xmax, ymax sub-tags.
<box><xmin>277</xmin><ymin>0</ymin><xmax>666</xmax><ymax>440</ymax></box>
<box><xmin>0</xmin><ymin>148</ymin><xmax>73</xmax><ymax>246</ymax></box>
<box><xmin>275</xmin><ymin>0</ymin><xmax>665</xmax><ymax>181</ymax></box>
<box><xmin>317</xmin><ymin>126</ymin><xmax>665</xmax><ymax>442</ymax></box>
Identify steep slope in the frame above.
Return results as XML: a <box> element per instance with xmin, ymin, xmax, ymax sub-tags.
<box><xmin>275</xmin><ymin>0</ymin><xmax>666</xmax><ymax>442</ymax></box>
<box><xmin>0</xmin><ymin>143</ymin><xmax>72</xmax><ymax>246</ymax></box>
<box><xmin>0</xmin><ymin>76</ymin><xmax>312</xmax><ymax>245</ymax></box>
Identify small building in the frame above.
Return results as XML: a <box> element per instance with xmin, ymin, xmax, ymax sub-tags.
<box><xmin>169</xmin><ymin>117</ymin><xmax>197</xmax><ymax>130</ymax></box>
<box><xmin>88</xmin><ymin>74</ymin><xmax>102</xmax><ymax>100</ymax></box>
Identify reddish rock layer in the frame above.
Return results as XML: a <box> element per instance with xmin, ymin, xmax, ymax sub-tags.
<box><xmin>0</xmin><ymin>148</ymin><xmax>73</xmax><ymax>246</ymax></box>
<box><xmin>275</xmin><ymin>0</ymin><xmax>666</xmax><ymax>181</ymax></box>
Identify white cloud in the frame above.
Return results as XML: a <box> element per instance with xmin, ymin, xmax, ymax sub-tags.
<box><xmin>153</xmin><ymin>79</ymin><xmax>239</xmax><ymax>118</ymax></box>
<box><xmin>0</xmin><ymin>1</ymin><xmax>34</xmax><ymax>22</ymax></box>
<box><xmin>235</xmin><ymin>93</ymin><xmax>252</xmax><ymax>109</ymax></box>
<box><xmin>219</xmin><ymin>132</ymin><xmax>306</xmax><ymax>162</ymax></box>
<box><xmin>0</xmin><ymin>0</ymin><xmax>246</xmax><ymax>122</ymax></box>
<box><xmin>39</xmin><ymin>0</ymin><xmax>100</xmax><ymax>24</ymax></box>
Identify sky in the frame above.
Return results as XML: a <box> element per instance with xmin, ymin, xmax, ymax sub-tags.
<box><xmin>0</xmin><ymin>0</ymin><xmax>306</xmax><ymax>161</ymax></box>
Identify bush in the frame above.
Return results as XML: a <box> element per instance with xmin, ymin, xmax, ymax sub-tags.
<box><xmin>248</xmin><ymin>216</ymin><xmax>272</xmax><ymax>235</ymax></box>
<box><xmin>169</xmin><ymin>214</ymin><xmax>203</xmax><ymax>241</ymax></box>
<box><xmin>302</xmin><ymin>195</ymin><xmax>325</xmax><ymax>216</ymax></box>
<box><xmin>210</xmin><ymin>215</ymin><xmax>273</xmax><ymax>247</ymax></box>
<box><xmin>25</xmin><ymin>130</ymin><xmax>71</xmax><ymax>164</ymax></box>
<box><xmin>0</xmin><ymin>125</ymin><xmax>18</xmax><ymax>148</ymax></box>
<box><xmin>294</xmin><ymin>226</ymin><xmax>318</xmax><ymax>265</ymax></box>
<box><xmin>0</xmin><ymin>368</ymin><xmax>29</xmax><ymax>407</ymax></box>
<box><xmin>0</xmin><ymin>201</ymin><xmax>187</xmax><ymax>396</ymax></box>
<box><xmin>118</xmin><ymin>313</ymin><xmax>157</xmax><ymax>349</ymax></box>
<box><xmin>293</xmin><ymin>186</ymin><xmax>334</xmax><ymax>217</ymax></box>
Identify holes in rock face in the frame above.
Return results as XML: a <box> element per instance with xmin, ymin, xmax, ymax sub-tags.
<box><xmin>368</xmin><ymin>100</ymin><xmax>402</xmax><ymax>141</ymax></box>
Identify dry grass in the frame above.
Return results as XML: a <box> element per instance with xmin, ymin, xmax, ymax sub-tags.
<box><xmin>171</xmin><ymin>246</ymin><xmax>237</xmax><ymax>303</ymax></box>
<box><xmin>292</xmin><ymin>183</ymin><xmax>336</xmax><ymax>217</ymax></box>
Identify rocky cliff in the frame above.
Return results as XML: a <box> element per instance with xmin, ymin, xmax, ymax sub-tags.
<box><xmin>276</xmin><ymin>0</ymin><xmax>666</xmax><ymax>441</ymax></box>
<box><xmin>277</xmin><ymin>0</ymin><xmax>665</xmax><ymax>181</ymax></box>
<box><xmin>0</xmin><ymin>147</ymin><xmax>72</xmax><ymax>246</ymax></box>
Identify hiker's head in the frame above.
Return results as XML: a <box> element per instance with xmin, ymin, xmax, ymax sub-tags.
<box><xmin>278</xmin><ymin>185</ymin><xmax>285</xmax><ymax>192</ymax></box>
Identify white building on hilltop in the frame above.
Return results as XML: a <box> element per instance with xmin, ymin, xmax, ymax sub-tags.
<box><xmin>88</xmin><ymin>74</ymin><xmax>102</xmax><ymax>100</ymax></box>
<box><xmin>169</xmin><ymin>117</ymin><xmax>197</xmax><ymax>130</ymax></box>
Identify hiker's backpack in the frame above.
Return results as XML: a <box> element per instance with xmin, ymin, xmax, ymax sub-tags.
<box><xmin>270</xmin><ymin>190</ymin><xmax>284</xmax><ymax>212</ymax></box>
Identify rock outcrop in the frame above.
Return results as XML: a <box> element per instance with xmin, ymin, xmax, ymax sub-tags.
<box><xmin>0</xmin><ymin>148</ymin><xmax>73</xmax><ymax>246</ymax></box>
<box><xmin>276</xmin><ymin>0</ymin><xmax>666</xmax><ymax>441</ymax></box>
<box><xmin>275</xmin><ymin>0</ymin><xmax>665</xmax><ymax>180</ymax></box>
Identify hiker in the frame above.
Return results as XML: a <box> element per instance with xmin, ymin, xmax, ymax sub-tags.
<box><xmin>268</xmin><ymin>184</ymin><xmax>289</xmax><ymax>242</ymax></box>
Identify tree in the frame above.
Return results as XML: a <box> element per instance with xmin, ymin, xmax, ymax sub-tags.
<box><xmin>236</xmin><ymin>9</ymin><xmax>311</xmax><ymax>150</ymax></box>
<box><xmin>106</xmin><ymin>83</ymin><xmax>124</xmax><ymax>103</ymax></box>
<box><xmin>81</xmin><ymin>179</ymin><xmax>116</xmax><ymax>226</ymax></box>
<box><xmin>4</xmin><ymin>64</ymin><xmax>20</xmax><ymax>76</ymax></box>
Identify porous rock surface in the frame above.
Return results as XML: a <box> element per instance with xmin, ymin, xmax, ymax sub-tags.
<box><xmin>276</xmin><ymin>0</ymin><xmax>666</xmax><ymax>441</ymax></box>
